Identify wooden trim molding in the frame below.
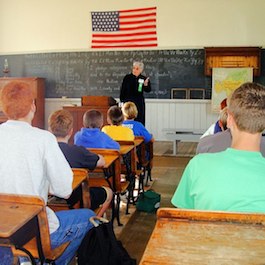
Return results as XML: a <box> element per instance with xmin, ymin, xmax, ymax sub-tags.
<box><xmin>204</xmin><ymin>47</ymin><xmax>261</xmax><ymax>76</ymax></box>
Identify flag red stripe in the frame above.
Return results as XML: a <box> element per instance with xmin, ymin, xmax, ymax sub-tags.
<box><xmin>120</xmin><ymin>12</ymin><xmax>156</xmax><ymax>19</ymax></box>
<box><xmin>92</xmin><ymin>31</ymin><xmax>157</xmax><ymax>38</ymax></box>
<box><xmin>120</xmin><ymin>19</ymin><xmax>156</xmax><ymax>25</ymax></box>
<box><xmin>119</xmin><ymin>7</ymin><xmax>156</xmax><ymax>13</ymax></box>
<box><xmin>92</xmin><ymin>37</ymin><xmax>157</xmax><ymax>44</ymax></box>
<box><xmin>92</xmin><ymin>43</ymin><xmax>158</xmax><ymax>48</ymax></box>
<box><xmin>120</xmin><ymin>25</ymin><xmax>156</xmax><ymax>31</ymax></box>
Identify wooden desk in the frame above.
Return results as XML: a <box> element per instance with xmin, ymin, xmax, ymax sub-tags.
<box><xmin>0</xmin><ymin>201</ymin><xmax>42</xmax><ymax>264</ymax></box>
<box><xmin>72</xmin><ymin>173</ymin><xmax>87</xmax><ymax>190</ymax></box>
<box><xmin>134</xmin><ymin>136</ymin><xmax>151</xmax><ymax>192</ymax></box>
<box><xmin>87</xmin><ymin>149</ymin><xmax>125</xmax><ymax>225</ymax></box>
<box><xmin>140</xmin><ymin>208</ymin><xmax>265</xmax><ymax>265</ymax></box>
<box><xmin>118</xmin><ymin>141</ymin><xmax>139</xmax><ymax>214</ymax></box>
<box><xmin>119</xmin><ymin>141</ymin><xmax>137</xmax><ymax>175</ymax></box>
<box><xmin>134</xmin><ymin>137</ymin><xmax>144</xmax><ymax>148</ymax></box>
<box><xmin>48</xmin><ymin>168</ymin><xmax>89</xmax><ymax>210</ymax></box>
<box><xmin>87</xmin><ymin>149</ymin><xmax>121</xmax><ymax>192</ymax></box>
<box><xmin>0</xmin><ymin>202</ymin><xmax>42</xmax><ymax>243</ymax></box>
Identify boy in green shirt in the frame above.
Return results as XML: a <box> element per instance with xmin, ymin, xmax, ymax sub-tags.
<box><xmin>172</xmin><ymin>82</ymin><xmax>265</xmax><ymax>213</ymax></box>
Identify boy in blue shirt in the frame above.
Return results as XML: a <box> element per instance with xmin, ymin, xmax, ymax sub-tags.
<box><xmin>74</xmin><ymin>109</ymin><xmax>120</xmax><ymax>150</ymax></box>
<box><xmin>122</xmin><ymin>101</ymin><xmax>153</xmax><ymax>144</ymax></box>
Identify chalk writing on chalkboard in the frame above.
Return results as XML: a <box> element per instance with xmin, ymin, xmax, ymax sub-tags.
<box><xmin>1</xmin><ymin>50</ymin><xmax>211</xmax><ymax>98</ymax></box>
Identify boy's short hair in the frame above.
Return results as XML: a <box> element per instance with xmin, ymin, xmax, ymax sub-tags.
<box><xmin>228</xmin><ymin>82</ymin><xmax>265</xmax><ymax>133</ymax></box>
<box><xmin>83</xmin><ymin>110</ymin><xmax>103</xmax><ymax>128</ymax></box>
<box><xmin>107</xmin><ymin>105</ymin><xmax>124</xmax><ymax>125</ymax></box>
<box><xmin>220</xmin><ymin>98</ymin><xmax>227</xmax><ymax>110</ymax></box>
<box><xmin>122</xmin><ymin>101</ymin><xmax>138</xmax><ymax>120</ymax></box>
<box><xmin>0</xmin><ymin>81</ymin><xmax>34</xmax><ymax>119</ymax></box>
<box><xmin>219</xmin><ymin>107</ymin><xmax>228</xmax><ymax>129</ymax></box>
<box><xmin>48</xmin><ymin>109</ymin><xmax>73</xmax><ymax>137</ymax></box>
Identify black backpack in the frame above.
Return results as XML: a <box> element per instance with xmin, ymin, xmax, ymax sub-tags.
<box><xmin>77</xmin><ymin>217</ymin><xmax>136</xmax><ymax>265</ymax></box>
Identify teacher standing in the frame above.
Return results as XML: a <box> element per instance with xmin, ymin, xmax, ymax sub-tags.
<box><xmin>120</xmin><ymin>61</ymin><xmax>151</xmax><ymax>126</ymax></box>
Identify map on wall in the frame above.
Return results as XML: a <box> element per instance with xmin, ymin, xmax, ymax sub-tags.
<box><xmin>212</xmin><ymin>68</ymin><xmax>253</xmax><ymax>112</ymax></box>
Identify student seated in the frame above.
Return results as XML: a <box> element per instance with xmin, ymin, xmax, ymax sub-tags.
<box><xmin>121</xmin><ymin>101</ymin><xmax>154</xmax><ymax>144</ymax></box>
<box><xmin>201</xmin><ymin>98</ymin><xmax>227</xmax><ymax>138</ymax></box>
<box><xmin>74</xmin><ymin>109</ymin><xmax>120</xmax><ymax>150</ymax></box>
<box><xmin>196</xmin><ymin>128</ymin><xmax>265</xmax><ymax>156</ymax></box>
<box><xmin>197</xmin><ymin>105</ymin><xmax>265</xmax><ymax>156</ymax></box>
<box><xmin>172</xmin><ymin>82</ymin><xmax>265</xmax><ymax>213</ymax></box>
<box><xmin>0</xmin><ymin>82</ymin><xmax>95</xmax><ymax>264</ymax></box>
<box><xmin>48</xmin><ymin>109</ymin><xmax>113</xmax><ymax>217</ymax></box>
<box><xmin>102</xmin><ymin>105</ymin><xmax>134</xmax><ymax>141</ymax></box>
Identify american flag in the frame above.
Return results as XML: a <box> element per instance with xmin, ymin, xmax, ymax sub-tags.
<box><xmin>91</xmin><ymin>7</ymin><xmax>157</xmax><ymax>49</ymax></box>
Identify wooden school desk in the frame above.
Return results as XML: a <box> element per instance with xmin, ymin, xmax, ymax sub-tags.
<box><xmin>48</xmin><ymin>168</ymin><xmax>89</xmax><ymax>211</ymax></box>
<box><xmin>118</xmin><ymin>140</ymin><xmax>138</xmax><ymax>214</ymax></box>
<box><xmin>140</xmin><ymin>208</ymin><xmax>265</xmax><ymax>265</ymax></box>
<box><xmin>0</xmin><ymin>200</ymin><xmax>42</xmax><ymax>264</ymax></box>
<box><xmin>87</xmin><ymin>148</ymin><xmax>125</xmax><ymax>225</ymax></box>
<box><xmin>134</xmin><ymin>136</ymin><xmax>151</xmax><ymax>192</ymax></box>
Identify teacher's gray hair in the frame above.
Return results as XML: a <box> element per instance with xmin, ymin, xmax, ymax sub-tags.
<box><xmin>133</xmin><ymin>61</ymin><xmax>144</xmax><ymax>71</ymax></box>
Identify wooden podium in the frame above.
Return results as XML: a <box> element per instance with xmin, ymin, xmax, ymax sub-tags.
<box><xmin>0</xmin><ymin>77</ymin><xmax>45</xmax><ymax>128</ymax></box>
<box><xmin>63</xmin><ymin>95</ymin><xmax>117</xmax><ymax>144</ymax></box>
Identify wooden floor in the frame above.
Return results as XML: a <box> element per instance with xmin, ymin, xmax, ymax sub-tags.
<box><xmin>117</xmin><ymin>152</ymin><xmax>192</xmax><ymax>264</ymax></box>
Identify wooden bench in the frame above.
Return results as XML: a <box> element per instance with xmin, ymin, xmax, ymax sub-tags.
<box><xmin>140</xmin><ymin>208</ymin><xmax>265</xmax><ymax>265</ymax></box>
<box><xmin>0</xmin><ymin>193</ymin><xmax>69</xmax><ymax>264</ymax></box>
<box><xmin>163</xmin><ymin>128</ymin><xmax>203</xmax><ymax>155</ymax></box>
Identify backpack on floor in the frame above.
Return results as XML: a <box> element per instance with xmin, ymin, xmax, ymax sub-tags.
<box><xmin>136</xmin><ymin>189</ymin><xmax>161</xmax><ymax>213</ymax></box>
<box><xmin>77</xmin><ymin>217</ymin><xmax>136</xmax><ymax>265</ymax></box>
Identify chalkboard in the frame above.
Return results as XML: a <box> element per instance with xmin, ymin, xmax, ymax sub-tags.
<box><xmin>0</xmin><ymin>49</ymin><xmax>264</xmax><ymax>98</ymax></box>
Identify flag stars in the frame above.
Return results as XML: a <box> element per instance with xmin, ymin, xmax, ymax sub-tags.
<box><xmin>92</xmin><ymin>11</ymin><xmax>119</xmax><ymax>32</ymax></box>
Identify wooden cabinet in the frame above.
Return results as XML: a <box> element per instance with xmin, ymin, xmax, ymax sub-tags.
<box><xmin>204</xmin><ymin>47</ymin><xmax>261</xmax><ymax>76</ymax></box>
<box><xmin>0</xmin><ymin>77</ymin><xmax>45</xmax><ymax>128</ymax></box>
<box><xmin>63</xmin><ymin>96</ymin><xmax>116</xmax><ymax>144</ymax></box>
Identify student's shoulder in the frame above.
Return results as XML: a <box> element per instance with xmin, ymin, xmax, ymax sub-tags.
<box><xmin>31</xmin><ymin>127</ymin><xmax>57</xmax><ymax>142</ymax></box>
<box><xmin>191</xmin><ymin>151</ymin><xmax>224</xmax><ymax>164</ymax></box>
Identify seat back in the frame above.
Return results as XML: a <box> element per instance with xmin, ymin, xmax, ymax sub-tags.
<box><xmin>0</xmin><ymin>193</ymin><xmax>69</xmax><ymax>261</ymax></box>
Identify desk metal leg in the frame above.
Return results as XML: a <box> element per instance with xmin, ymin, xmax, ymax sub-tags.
<box><xmin>111</xmin><ymin>193</ymin><xmax>123</xmax><ymax>226</ymax></box>
<box><xmin>122</xmin><ymin>153</ymin><xmax>136</xmax><ymax>214</ymax></box>
<box><xmin>103</xmin><ymin>167</ymin><xmax>124</xmax><ymax>227</ymax></box>
<box><xmin>15</xmin><ymin>246</ymin><xmax>37</xmax><ymax>265</ymax></box>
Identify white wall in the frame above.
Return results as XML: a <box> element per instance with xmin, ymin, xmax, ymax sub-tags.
<box><xmin>0</xmin><ymin>0</ymin><xmax>259</xmax><ymax>139</ymax></box>
<box><xmin>0</xmin><ymin>0</ymin><xmax>265</xmax><ymax>54</ymax></box>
